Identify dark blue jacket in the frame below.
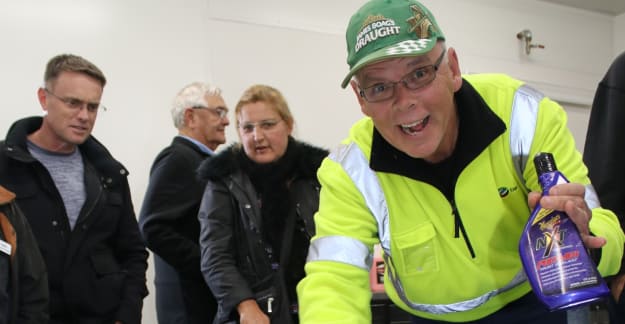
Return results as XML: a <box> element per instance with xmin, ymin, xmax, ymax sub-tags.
<box><xmin>139</xmin><ymin>136</ymin><xmax>216</xmax><ymax>322</ymax></box>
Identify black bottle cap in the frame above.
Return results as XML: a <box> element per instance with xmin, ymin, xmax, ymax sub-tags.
<box><xmin>534</xmin><ymin>152</ymin><xmax>557</xmax><ymax>175</ymax></box>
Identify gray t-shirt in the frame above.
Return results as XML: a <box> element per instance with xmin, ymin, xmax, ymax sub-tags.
<box><xmin>27</xmin><ymin>141</ymin><xmax>85</xmax><ymax>230</ymax></box>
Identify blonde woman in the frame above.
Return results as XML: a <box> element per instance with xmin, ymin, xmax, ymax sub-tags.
<box><xmin>198</xmin><ymin>85</ymin><xmax>328</xmax><ymax>324</ymax></box>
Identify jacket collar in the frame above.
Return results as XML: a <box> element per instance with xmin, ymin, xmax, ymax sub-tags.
<box><xmin>198</xmin><ymin>137</ymin><xmax>328</xmax><ymax>182</ymax></box>
<box><xmin>174</xmin><ymin>135</ymin><xmax>214</xmax><ymax>156</ymax></box>
<box><xmin>3</xmin><ymin>116</ymin><xmax>129</xmax><ymax>184</ymax></box>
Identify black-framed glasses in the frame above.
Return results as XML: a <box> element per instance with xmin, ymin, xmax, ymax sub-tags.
<box><xmin>44</xmin><ymin>88</ymin><xmax>106</xmax><ymax>112</ymax></box>
<box><xmin>239</xmin><ymin>119</ymin><xmax>282</xmax><ymax>134</ymax></box>
<box><xmin>192</xmin><ymin>105</ymin><xmax>228</xmax><ymax>119</ymax></box>
<box><xmin>358</xmin><ymin>48</ymin><xmax>447</xmax><ymax>103</ymax></box>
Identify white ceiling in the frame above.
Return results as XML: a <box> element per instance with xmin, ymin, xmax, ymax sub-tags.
<box><xmin>540</xmin><ymin>0</ymin><xmax>625</xmax><ymax>16</ymax></box>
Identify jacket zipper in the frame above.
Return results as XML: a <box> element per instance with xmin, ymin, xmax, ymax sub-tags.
<box><xmin>450</xmin><ymin>199</ymin><xmax>476</xmax><ymax>258</ymax></box>
<box><xmin>76</xmin><ymin>182</ymin><xmax>103</xmax><ymax>229</ymax></box>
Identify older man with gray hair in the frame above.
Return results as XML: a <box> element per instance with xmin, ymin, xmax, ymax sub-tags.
<box><xmin>139</xmin><ymin>82</ymin><xmax>230</xmax><ymax>324</ymax></box>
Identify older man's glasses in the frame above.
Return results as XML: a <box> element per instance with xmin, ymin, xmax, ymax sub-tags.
<box><xmin>358</xmin><ymin>49</ymin><xmax>447</xmax><ymax>103</ymax></box>
<box><xmin>44</xmin><ymin>88</ymin><xmax>106</xmax><ymax>112</ymax></box>
<box><xmin>192</xmin><ymin>105</ymin><xmax>228</xmax><ymax>119</ymax></box>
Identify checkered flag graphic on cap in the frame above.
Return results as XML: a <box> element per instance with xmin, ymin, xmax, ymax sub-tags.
<box><xmin>385</xmin><ymin>39</ymin><xmax>432</xmax><ymax>55</ymax></box>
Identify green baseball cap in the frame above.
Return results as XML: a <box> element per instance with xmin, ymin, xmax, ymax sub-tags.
<box><xmin>341</xmin><ymin>0</ymin><xmax>445</xmax><ymax>88</ymax></box>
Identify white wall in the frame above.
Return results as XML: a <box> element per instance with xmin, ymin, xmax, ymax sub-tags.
<box><xmin>0</xmin><ymin>2</ymin><xmax>211</xmax><ymax>323</ymax></box>
<box><xmin>615</xmin><ymin>12</ymin><xmax>625</xmax><ymax>54</ymax></box>
<box><xmin>0</xmin><ymin>0</ymin><xmax>620</xmax><ymax>322</ymax></box>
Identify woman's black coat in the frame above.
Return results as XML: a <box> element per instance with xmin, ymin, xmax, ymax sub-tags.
<box><xmin>198</xmin><ymin>139</ymin><xmax>327</xmax><ymax>323</ymax></box>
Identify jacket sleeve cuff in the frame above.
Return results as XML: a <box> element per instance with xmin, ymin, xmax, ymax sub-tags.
<box><xmin>590</xmin><ymin>208</ymin><xmax>625</xmax><ymax>276</ymax></box>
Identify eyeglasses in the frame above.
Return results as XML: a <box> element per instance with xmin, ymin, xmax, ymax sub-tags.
<box><xmin>192</xmin><ymin>105</ymin><xmax>229</xmax><ymax>119</ymax></box>
<box><xmin>239</xmin><ymin>119</ymin><xmax>282</xmax><ymax>134</ymax></box>
<box><xmin>358</xmin><ymin>48</ymin><xmax>447</xmax><ymax>103</ymax></box>
<box><xmin>44</xmin><ymin>88</ymin><xmax>106</xmax><ymax>112</ymax></box>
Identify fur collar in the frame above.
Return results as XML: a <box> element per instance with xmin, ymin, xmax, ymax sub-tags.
<box><xmin>197</xmin><ymin>138</ymin><xmax>328</xmax><ymax>182</ymax></box>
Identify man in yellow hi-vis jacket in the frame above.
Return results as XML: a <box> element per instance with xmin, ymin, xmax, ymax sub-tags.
<box><xmin>297</xmin><ymin>0</ymin><xmax>625</xmax><ymax>323</ymax></box>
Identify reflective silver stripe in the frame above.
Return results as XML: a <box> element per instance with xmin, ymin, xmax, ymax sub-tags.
<box><xmin>585</xmin><ymin>184</ymin><xmax>600</xmax><ymax>209</ymax></box>
<box><xmin>384</xmin><ymin>253</ymin><xmax>527</xmax><ymax>314</ymax></box>
<box><xmin>509</xmin><ymin>86</ymin><xmax>601</xmax><ymax>210</ymax></box>
<box><xmin>328</xmin><ymin>142</ymin><xmax>391</xmax><ymax>253</ymax></box>
<box><xmin>307</xmin><ymin>236</ymin><xmax>371</xmax><ymax>271</ymax></box>
<box><xmin>509</xmin><ymin>84</ymin><xmax>543</xmax><ymax>183</ymax></box>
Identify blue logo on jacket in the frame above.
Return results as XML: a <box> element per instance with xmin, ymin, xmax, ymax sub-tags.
<box><xmin>498</xmin><ymin>186</ymin><xmax>518</xmax><ymax>198</ymax></box>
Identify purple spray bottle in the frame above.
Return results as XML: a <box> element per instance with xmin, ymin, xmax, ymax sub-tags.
<box><xmin>519</xmin><ymin>152</ymin><xmax>609</xmax><ymax>311</ymax></box>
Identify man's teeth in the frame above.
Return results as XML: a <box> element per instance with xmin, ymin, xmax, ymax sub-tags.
<box><xmin>401</xmin><ymin>119</ymin><xmax>424</xmax><ymax>128</ymax></box>
<box><xmin>400</xmin><ymin>116</ymin><xmax>428</xmax><ymax>135</ymax></box>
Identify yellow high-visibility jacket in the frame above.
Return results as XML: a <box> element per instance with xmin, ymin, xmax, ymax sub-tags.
<box><xmin>297</xmin><ymin>74</ymin><xmax>625</xmax><ymax>323</ymax></box>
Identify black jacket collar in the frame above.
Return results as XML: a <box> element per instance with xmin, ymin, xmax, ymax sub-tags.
<box><xmin>198</xmin><ymin>137</ymin><xmax>328</xmax><ymax>182</ymax></box>
<box><xmin>369</xmin><ymin>79</ymin><xmax>506</xmax><ymax>194</ymax></box>
<box><xmin>172</xmin><ymin>136</ymin><xmax>212</xmax><ymax>156</ymax></box>
<box><xmin>3</xmin><ymin>116</ymin><xmax>128</xmax><ymax>183</ymax></box>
